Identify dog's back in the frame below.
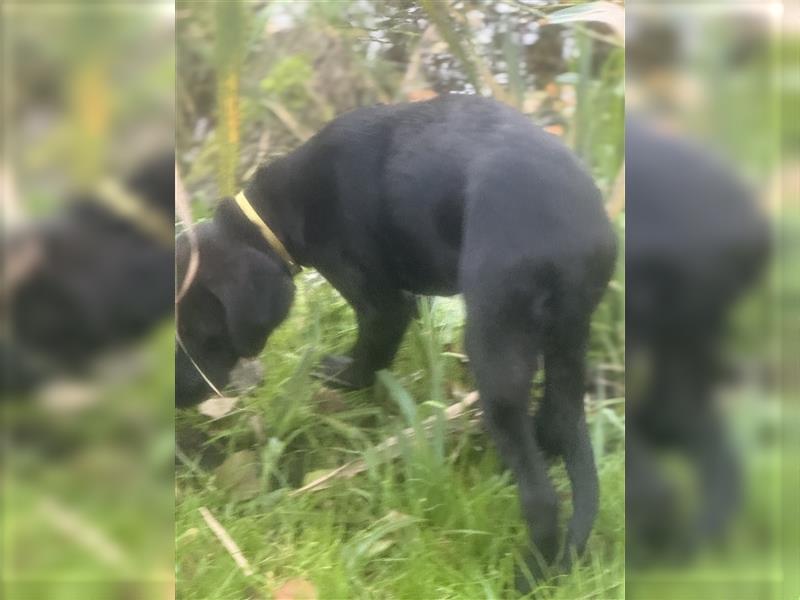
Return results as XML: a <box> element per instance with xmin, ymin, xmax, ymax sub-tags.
<box><xmin>297</xmin><ymin>95</ymin><xmax>614</xmax><ymax>298</ymax></box>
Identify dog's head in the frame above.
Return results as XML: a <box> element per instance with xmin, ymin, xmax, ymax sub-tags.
<box><xmin>175</xmin><ymin>219</ymin><xmax>295</xmax><ymax>407</ymax></box>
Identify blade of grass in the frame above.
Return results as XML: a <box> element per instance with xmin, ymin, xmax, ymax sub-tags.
<box><xmin>289</xmin><ymin>392</ymin><xmax>480</xmax><ymax>496</ymax></box>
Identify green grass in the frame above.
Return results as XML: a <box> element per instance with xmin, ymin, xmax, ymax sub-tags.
<box><xmin>176</xmin><ymin>272</ymin><xmax>625</xmax><ymax>600</ymax></box>
<box><xmin>3</xmin><ymin>324</ymin><xmax>175</xmax><ymax>600</ymax></box>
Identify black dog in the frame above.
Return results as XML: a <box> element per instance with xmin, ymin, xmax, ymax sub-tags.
<box><xmin>625</xmin><ymin>117</ymin><xmax>770</xmax><ymax>563</ymax></box>
<box><xmin>1</xmin><ymin>152</ymin><xmax>175</xmax><ymax>394</ymax></box>
<box><xmin>176</xmin><ymin>95</ymin><xmax>616</xmax><ymax>582</ymax></box>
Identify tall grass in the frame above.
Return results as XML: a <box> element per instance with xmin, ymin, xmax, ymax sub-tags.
<box><xmin>214</xmin><ymin>0</ymin><xmax>246</xmax><ymax>197</ymax></box>
<box><xmin>177</xmin><ymin>4</ymin><xmax>626</xmax><ymax>597</ymax></box>
<box><xmin>176</xmin><ymin>271</ymin><xmax>624</xmax><ymax>599</ymax></box>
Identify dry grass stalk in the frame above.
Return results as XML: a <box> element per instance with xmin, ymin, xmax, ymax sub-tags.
<box><xmin>264</xmin><ymin>100</ymin><xmax>313</xmax><ymax>143</ymax></box>
<box><xmin>199</xmin><ymin>506</ymin><xmax>254</xmax><ymax>577</ymax></box>
<box><xmin>39</xmin><ymin>496</ymin><xmax>129</xmax><ymax>568</ymax></box>
<box><xmin>606</xmin><ymin>161</ymin><xmax>625</xmax><ymax>219</ymax></box>
<box><xmin>290</xmin><ymin>391</ymin><xmax>480</xmax><ymax>496</ymax></box>
<box><xmin>175</xmin><ymin>164</ymin><xmax>198</xmax><ymax>304</ymax></box>
<box><xmin>397</xmin><ymin>25</ymin><xmax>439</xmax><ymax>101</ymax></box>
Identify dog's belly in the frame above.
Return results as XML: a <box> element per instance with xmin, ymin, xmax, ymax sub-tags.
<box><xmin>382</xmin><ymin>228</ymin><xmax>462</xmax><ymax>296</ymax></box>
<box><xmin>397</xmin><ymin>261</ymin><xmax>460</xmax><ymax>297</ymax></box>
<box><xmin>380</xmin><ymin>187</ymin><xmax>465</xmax><ymax>296</ymax></box>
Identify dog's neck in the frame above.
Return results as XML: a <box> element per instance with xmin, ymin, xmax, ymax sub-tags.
<box><xmin>242</xmin><ymin>153</ymin><xmax>308</xmax><ymax>265</ymax></box>
<box><xmin>215</xmin><ymin>153</ymin><xmax>309</xmax><ymax>270</ymax></box>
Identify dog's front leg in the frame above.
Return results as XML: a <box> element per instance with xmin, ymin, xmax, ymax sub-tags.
<box><xmin>315</xmin><ymin>262</ymin><xmax>415</xmax><ymax>389</ymax></box>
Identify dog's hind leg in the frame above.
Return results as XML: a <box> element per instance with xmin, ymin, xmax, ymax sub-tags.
<box><xmin>536</xmin><ymin>313</ymin><xmax>599</xmax><ymax>570</ymax></box>
<box><xmin>463</xmin><ymin>290</ymin><xmax>559</xmax><ymax>590</ymax></box>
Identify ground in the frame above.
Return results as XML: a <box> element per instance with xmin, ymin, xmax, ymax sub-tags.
<box><xmin>175</xmin><ymin>271</ymin><xmax>626</xmax><ymax>600</ymax></box>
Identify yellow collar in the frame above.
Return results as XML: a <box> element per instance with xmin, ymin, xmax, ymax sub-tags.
<box><xmin>234</xmin><ymin>190</ymin><xmax>299</xmax><ymax>274</ymax></box>
<box><xmin>96</xmin><ymin>179</ymin><xmax>174</xmax><ymax>247</ymax></box>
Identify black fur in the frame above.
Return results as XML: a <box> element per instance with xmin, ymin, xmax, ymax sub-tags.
<box><xmin>2</xmin><ymin>152</ymin><xmax>175</xmax><ymax>393</ymax></box>
<box><xmin>175</xmin><ymin>95</ymin><xmax>616</xmax><ymax>583</ymax></box>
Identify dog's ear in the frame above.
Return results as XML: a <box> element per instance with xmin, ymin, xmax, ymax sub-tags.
<box><xmin>205</xmin><ymin>246</ymin><xmax>294</xmax><ymax>358</ymax></box>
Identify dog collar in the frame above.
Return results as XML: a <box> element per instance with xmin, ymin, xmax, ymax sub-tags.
<box><xmin>96</xmin><ymin>179</ymin><xmax>174</xmax><ymax>247</ymax></box>
<box><xmin>234</xmin><ymin>190</ymin><xmax>300</xmax><ymax>275</ymax></box>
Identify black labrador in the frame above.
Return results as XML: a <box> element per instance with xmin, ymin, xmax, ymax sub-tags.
<box><xmin>176</xmin><ymin>95</ymin><xmax>616</xmax><ymax>583</ymax></box>
<box><xmin>1</xmin><ymin>152</ymin><xmax>175</xmax><ymax>394</ymax></box>
<box><xmin>626</xmin><ymin>117</ymin><xmax>770</xmax><ymax>563</ymax></box>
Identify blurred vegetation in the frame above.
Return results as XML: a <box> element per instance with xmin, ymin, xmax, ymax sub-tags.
<box><xmin>177</xmin><ymin>0</ymin><xmax>624</xmax><ymax>204</ymax></box>
<box><xmin>4</xmin><ymin>325</ymin><xmax>175</xmax><ymax>600</ymax></box>
<box><xmin>177</xmin><ymin>1</ymin><xmax>624</xmax><ymax>598</ymax></box>
<box><xmin>625</xmin><ymin>8</ymin><xmax>793</xmax><ymax>599</ymax></box>
<box><xmin>6</xmin><ymin>3</ymin><xmax>173</xmax><ymax>213</ymax></box>
<box><xmin>3</xmin><ymin>5</ymin><xmax>174</xmax><ymax>600</ymax></box>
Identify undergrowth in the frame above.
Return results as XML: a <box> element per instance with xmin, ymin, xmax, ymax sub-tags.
<box><xmin>176</xmin><ymin>254</ymin><xmax>625</xmax><ymax>600</ymax></box>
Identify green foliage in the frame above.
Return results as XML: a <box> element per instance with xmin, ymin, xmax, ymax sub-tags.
<box><xmin>260</xmin><ymin>55</ymin><xmax>315</xmax><ymax>112</ymax></box>
<box><xmin>177</xmin><ymin>2</ymin><xmax>627</xmax><ymax>597</ymax></box>
<box><xmin>420</xmin><ymin>0</ymin><xmax>481</xmax><ymax>90</ymax></box>
<box><xmin>214</xmin><ymin>0</ymin><xmax>246</xmax><ymax>72</ymax></box>
<box><xmin>4</xmin><ymin>324</ymin><xmax>175</xmax><ymax>599</ymax></box>
<box><xmin>571</xmin><ymin>39</ymin><xmax>625</xmax><ymax>193</ymax></box>
<box><xmin>214</xmin><ymin>0</ymin><xmax>247</xmax><ymax>196</ymax></box>
<box><xmin>176</xmin><ymin>273</ymin><xmax>624</xmax><ymax>598</ymax></box>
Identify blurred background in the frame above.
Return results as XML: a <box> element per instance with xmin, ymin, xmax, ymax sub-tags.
<box><xmin>626</xmin><ymin>1</ymin><xmax>796</xmax><ymax>599</ymax></box>
<box><xmin>2</xmin><ymin>2</ymin><xmax>174</xmax><ymax>599</ymax></box>
<box><xmin>176</xmin><ymin>1</ymin><xmax>624</xmax><ymax>599</ymax></box>
<box><xmin>2</xmin><ymin>0</ymin><xmax>794</xmax><ymax>598</ymax></box>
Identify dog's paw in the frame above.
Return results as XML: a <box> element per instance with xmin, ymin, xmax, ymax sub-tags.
<box><xmin>514</xmin><ymin>547</ymin><xmax>570</xmax><ymax>596</ymax></box>
<box><xmin>514</xmin><ymin>568</ymin><xmax>537</xmax><ymax>597</ymax></box>
<box><xmin>312</xmin><ymin>355</ymin><xmax>374</xmax><ymax>390</ymax></box>
<box><xmin>514</xmin><ymin>564</ymin><xmax>546</xmax><ymax>597</ymax></box>
<box><xmin>513</xmin><ymin>551</ymin><xmax>553</xmax><ymax>596</ymax></box>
